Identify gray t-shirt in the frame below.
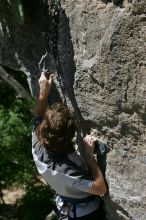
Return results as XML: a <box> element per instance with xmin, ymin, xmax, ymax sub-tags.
<box><xmin>32</xmin><ymin>117</ymin><xmax>100</xmax><ymax>217</ymax></box>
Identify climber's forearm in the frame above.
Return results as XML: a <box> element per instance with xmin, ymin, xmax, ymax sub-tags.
<box><xmin>83</xmin><ymin>134</ymin><xmax>106</xmax><ymax>195</ymax></box>
<box><xmin>87</xmin><ymin>155</ymin><xmax>107</xmax><ymax>195</ymax></box>
<box><xmin>35</xmin><ymin>96</ymin><xmax>49</xmax><ymax>116</ymax></box>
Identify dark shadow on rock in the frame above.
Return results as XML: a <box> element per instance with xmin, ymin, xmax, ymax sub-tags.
<box><xmin>0</xmin><ymin>0</ymin><xmax>19</xmax><ymax>67</ymax></box>
<box><xmin>0</xmin><ymin>0</ymin><xmax>62</xmax><ymax>100</ymax></box>
<box><xmin>101</xmin><ymin>0</ymin><xmax>125</xmax><ymax>8</ymax></box>
<box><xmin>104</xmin><ymin>195</ymin><xmax>134</xmax><ymax>220</ymax></box>
<box><xmin>57</xmin><ymin>7</ymin><xmax>84</xmax><ymax>124</ymax></box>
<box><xmin>49</xmin><ymin>82</ymin><xmax>62</xmax><ymax>105</ymax></box>
<box><xmin>95</xmin><ymin>150</ymin><xmax>133</xmax><ymax>220</ymax></box>
<box><xmin>0</xmin><ymin>0</ymin><xmax>80</xmax><ymax>113</ymax></box>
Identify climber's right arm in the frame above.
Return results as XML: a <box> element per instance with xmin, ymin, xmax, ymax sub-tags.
<box><xmin>83</xmin><ymin>135</ymin><xmax>107</xmax><ymax>195</ymax></box>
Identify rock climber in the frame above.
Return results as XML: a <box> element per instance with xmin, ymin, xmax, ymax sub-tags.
<box><xmin>32</xmin><ymin>71</ymin><xmax>107</xmax><ymax>220</ymax></box>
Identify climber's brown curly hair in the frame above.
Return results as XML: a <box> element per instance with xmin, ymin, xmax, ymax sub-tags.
<box><xmin>37</xmin><ymin>102</ymin><xmax>77</xmax><ymax>154</ymax></box>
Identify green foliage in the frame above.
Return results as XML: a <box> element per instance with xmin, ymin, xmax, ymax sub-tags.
<box><xmin>0</xmin><ymin>79</ymin><xmax>17</xmax><ymax>107</ymax></box>
<box><xmin>50</xmin><ymin>214</ymin><xmax>58</xmax><ymax>220</ymax></box>
<box><xmin>17</xmin><ymin>185</ymin><xmax>55</xmax><ymax>220</ymax></box>
<box><xmin>0</xmin><ymin>70</ymin><xmax>54</xmax><ymax>219</ymax></box>
<box><xmin>0</xmin><ymin>71</ymin><xmax>35</xmax><ymax>187</ymax></box>
<box><xmin>10</xmin><ymin>0</ymin><xmax>24</xmax><ymax>25</ymax></box>
<box><xmin>2</xmin><ymin>65</ymin><xmax>29</xmax><ymax>91</ymax></box>
<box><xmin>0</xmin><ymin>66</ymin><xmax>29</xmax><ymax>108</ymax></box>
<box><xmin>0</xmin><ymin>98</ymin><xmax>36</xmax><ymax>187</ymax></box>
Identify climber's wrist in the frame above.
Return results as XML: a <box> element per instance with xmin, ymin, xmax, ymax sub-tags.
<box><xmin>35</xmin><ymin>98</ymin><xmax>48</xmax><ymax>116</ymax></box>
<box><xmin>39</xmin><ymin>89</ymin><xmax>50</xmax><ymax>100</ymax></box>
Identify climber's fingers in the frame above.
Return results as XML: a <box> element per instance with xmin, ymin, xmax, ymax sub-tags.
<box><xmin>48</xmin><ymin>74</ymin><xmax>55</xmax><ymax>86</ymax></box>
<box><xmin>83</xmin><ymin>135</ymin><xmax>97</xmax><ymax>155</ymax></box>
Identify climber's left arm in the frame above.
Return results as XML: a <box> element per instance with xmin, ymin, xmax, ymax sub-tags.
<box><xmin>34</xmin><ymin>71</ymin><xmax>54</xmax><ymax>117</ymax></box>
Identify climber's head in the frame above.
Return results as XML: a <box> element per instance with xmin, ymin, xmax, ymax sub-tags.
<box><xmin>37</xmin><ymin>102</ymin><xmax>77</xmax><ymax>154</ymax></box>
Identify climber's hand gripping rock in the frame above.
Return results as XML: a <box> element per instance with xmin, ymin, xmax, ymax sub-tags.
<box><xmin>39</xmin><ymin>71</ymin><xmax>54</xmax><ymax>99</ymax></box>
<box><xmin>83</xmin><ymin>135</ymin><xmax>97</xmax><ymax>157</ymax></box>
<box><xmin>35</xmin><ymin>71</ymin><xmax>54</xmax><ymax>116</ymax></box>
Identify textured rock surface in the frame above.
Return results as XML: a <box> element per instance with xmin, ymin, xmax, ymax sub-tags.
<box><xmin>0</xmin><ymin>0</ymin><xmax>146</xmax><ymax>219</ymax></box>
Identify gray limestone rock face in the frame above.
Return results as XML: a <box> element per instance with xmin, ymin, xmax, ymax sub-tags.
<box><xmin>0</xmin><ymin>0</ymin><xmax>146</xmax><ymax>219</ymax></box>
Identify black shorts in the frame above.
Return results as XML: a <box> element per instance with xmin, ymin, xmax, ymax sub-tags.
<box><xmin>70</xmin><ymin>208</ymin><xmax>106</xmax><ymax>220</ymax></box>
<box><xmin>54</xmin><ymin>205</ymin><xmax>107</xmax><ymax>220</ymax></box>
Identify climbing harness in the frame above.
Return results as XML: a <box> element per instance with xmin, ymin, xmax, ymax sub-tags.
<box><xmin>46</xmin><ymin>152</ymin><xmax>100</xmax><ymax>219</ymax></box>
<box><xmin>56</xmin><ymin>195</ymin><xmax>101</xmax><ymax>219</ymax></box>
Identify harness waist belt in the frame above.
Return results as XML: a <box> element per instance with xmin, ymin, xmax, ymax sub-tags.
<box><xmin>58</xmin><ymin>194</ymin><xmax>100</xmax><ymax>204</ymax></box>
